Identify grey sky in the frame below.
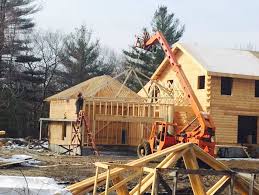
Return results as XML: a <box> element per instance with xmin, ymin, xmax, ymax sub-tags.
<box><xmin>34</xmin><ymin>0</ymin><xmax>259</xmax><ymax>52</ymax></box>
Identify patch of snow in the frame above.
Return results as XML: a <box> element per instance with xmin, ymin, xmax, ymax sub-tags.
<box><xmin>0</xmin><ymin>176</ymin><xmax>72</xmax><ymax>195</ymax></box>
<box><xmin>11</xmin><ymin>154</ymin><xmax>32</xmax><ymax>160</ymax></box>
<box><xmin>0</xmin><ymin>154</ymin><xmax>41</xmax><ymax>167</ymax></box>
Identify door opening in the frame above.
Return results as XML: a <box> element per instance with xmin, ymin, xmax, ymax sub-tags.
<box><xmin>121</xmin><ymin>128</ymin><xmax>126</xmax><ymax>144</ymax></box>
<box><xmin>238</xmin><ymin>116</ymin><xmax>257</xmax><ymax>144</ymax></box>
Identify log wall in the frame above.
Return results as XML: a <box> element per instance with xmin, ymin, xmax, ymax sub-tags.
<box><xmin>210</xmin><ymin>77</ymin><xmax>259</xmax><ymax>143</ymax></box>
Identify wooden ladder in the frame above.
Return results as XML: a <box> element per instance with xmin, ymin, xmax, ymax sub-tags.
<box><xmin>76</xmin><ymin>110</ymin><xmax>99</xmax><ymax>156</ymax></box>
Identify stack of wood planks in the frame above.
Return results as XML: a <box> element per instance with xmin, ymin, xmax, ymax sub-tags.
<box><xmin>66</xmin><ymin>143</ymin><xmax>259</xmax><ymax>195</ymax></box>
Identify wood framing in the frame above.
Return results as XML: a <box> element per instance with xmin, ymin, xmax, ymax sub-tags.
<box><xmin>66</xmin><ymin>143</ymin><xmax>259</xmax><ymax>195</ymax></box>
<box><xmin>44</xmin><ymin>74</ymin><xmax>175</xmax><ymax>154</ymax></box>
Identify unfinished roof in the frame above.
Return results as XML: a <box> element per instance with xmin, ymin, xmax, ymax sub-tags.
<box><xmin>45</xmin><ymin>75</ymin><xmax>143</xmax><ymax>101</ymax></box>
<box><xmin>152</xmin><ymin>42</ymin><xmax>259</xmax><ymax>80</ymax></box>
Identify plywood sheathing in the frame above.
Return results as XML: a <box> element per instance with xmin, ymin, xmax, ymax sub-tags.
<box><xmin>45</xmin><ymin>75</ymin><xmax>144</xmax><ymax>101</ymax></box>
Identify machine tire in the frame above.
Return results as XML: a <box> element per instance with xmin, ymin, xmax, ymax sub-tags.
<box><xmin>137</xmin><ymin>141</ymin><xmax>151</xmax><ymax>158</ymax></box>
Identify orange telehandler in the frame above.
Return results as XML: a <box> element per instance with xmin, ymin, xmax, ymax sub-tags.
<box><xmin>136</xmin><ymin>31</ymin><xmax>216</xmax><ymax>157</ymax></box>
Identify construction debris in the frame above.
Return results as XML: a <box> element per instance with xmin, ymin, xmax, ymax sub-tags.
<box><xmin>66</xmin><ymin>143</ymin><xmax>259</xmax><ymax>195</ymax></box>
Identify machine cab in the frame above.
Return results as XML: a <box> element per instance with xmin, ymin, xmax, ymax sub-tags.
<box><xmin>149</xmin><ymin>121</ymin><xmax>178</xmax><ymax>153</ymax></box>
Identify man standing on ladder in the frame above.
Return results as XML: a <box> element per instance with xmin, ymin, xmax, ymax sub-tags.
<box><xmin>75</xmin><ymin>92</ymin><xmax>84</xmax><ymax>117</ymax></box>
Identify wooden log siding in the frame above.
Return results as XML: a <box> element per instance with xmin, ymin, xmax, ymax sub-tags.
<box><xmin>141</xmin><ymin>46</ymin><xmax>259</xmax><ymax>144</ymax></box>
<box><xmin>210</xmin><ymin>77</ymin><xmax>259</xmax><ymax>144</ymax></box>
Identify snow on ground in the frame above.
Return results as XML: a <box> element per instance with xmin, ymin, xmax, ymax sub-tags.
<box><xmin>0</xmin><ymin>154</ymin><xmax>41</xmax><ymax>167</ymax></box>
<box><xmin>0</xmin><ymin>176</ymin><xmax>71</xmax><ymax>195</ymax></box>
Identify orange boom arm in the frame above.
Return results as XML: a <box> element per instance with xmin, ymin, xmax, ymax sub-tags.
<box><xmin>136</xmin><ymin>31</ymin><xmax>215</xmax><ymax>155</ymax></box>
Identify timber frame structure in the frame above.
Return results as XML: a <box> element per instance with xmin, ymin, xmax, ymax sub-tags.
<box><xmin>42</xmin><ymin>68</ymin><xmax>175</xmax><ymax>155</ymax></box>
<box><xmin>66</xmin><ymin>143</ymin><xmax>259</xmax><ymax>195</ymax></box>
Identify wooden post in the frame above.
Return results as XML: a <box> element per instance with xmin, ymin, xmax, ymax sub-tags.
<box><xmin>249</xmin><ymin>173</ymin><xmax>255</xmax><ymax>195</ymax></box>
<box><xmin>137</xmin><ymin>168</ymin><xmax>143</xmax><ymax>195</ymax></box>
<box><xmin>151</xmin><ymin>169</ymin><xmax>158</xmax><ymax>195</ymax></box>
<box><xmin>172</xmin><ymin>171</ymin><xmax>178</xmax><ymax>195</ymax></box>
<box><xmin>122</xmin><ymin>103</ymin><xmax>124</xmax><ymax>116</ymax></box>
<box><xmin>93</xmin><ymin>166</ymin><xmax>99</xmax><ymax>194</ymax></box>
<box><xmin>148</xmin><ymin>104</ymin><xmax>151</xmax><ymax>117</ymax></box>
<box><xmin>88</xmin><ymin>101</ymin><xmax>91</xmax><ymax>117</ymax></box>
<box><xmin>105</xmin><ymin>169</ymin><xmax>110</xmax><ymax>195</ymax></box>
<box><xmin>104</xmin><ymin>102</ymin><xmax>107</xmax><ymax>115</ymax></box>
<box><xmin>99</xmin><ymin>101</ymin><xmax>101</xmax><ymax>114</ymax></box>
<box><xmin>111</xmin><ymin>101</ymin><xmax>113</xmax><ymax>115</ymax></box>
<box><xmin>115</xmin><ymin>121</ymin><xmax>118</xmax><ymax>144</ymax></box>
<box><xmin>93</xmin><ymin>101</ymin><xmax>96</xmax><ymax>136</ymax></box>
<box><xmin>183</xmin><ymin>148</ymin><xmax>206</xmax><ymax>195</ymax></box>
<box><xmin>39</xmin><ymin>119</ymin><xmax>42</xmax><ymax>140</ymax></box>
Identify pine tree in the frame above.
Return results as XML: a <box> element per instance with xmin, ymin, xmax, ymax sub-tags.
<box><xmin>60</xmin><ymin>25</ymin><xmax>115</xmax><ymax>87</ymax></box>
<box><xmin>0</xmin><ymin>0</ymin><xmax>39</xmax><ymax>137</ymax></box>
<box><xmin>123</xmin><ymin>6</ymin><xmax>185</xmax><ymax>91</ymax></box>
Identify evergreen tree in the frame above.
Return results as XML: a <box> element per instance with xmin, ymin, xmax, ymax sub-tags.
<box><xmin>123</xmin><ymin>6</ymin><xmax>185</xmax><ymax>91</ymax></box>
<box><xmin>60</xmin><ymin>25</ymin><xmax>115</xmax><ymax>87</ymax></box>
<box><xmin>0</xmin><ymin>0</ymin><xmax>39</xmax><ymax>137</ymax></box>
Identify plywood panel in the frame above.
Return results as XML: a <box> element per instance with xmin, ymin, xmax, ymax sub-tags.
<box><xmin>50</xmin><ymin>99</ymin><xmax>77</xmax><ymax>119</ymax></box>
<box><xmin>49</xmin><ymin>122</ymin><xmax>72</xmax><ymax>145</ymax></box>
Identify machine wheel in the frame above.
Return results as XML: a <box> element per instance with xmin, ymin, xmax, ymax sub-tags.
<box><xmin>137</xmin><ymin>141</ymin><xmax>151</xmax><ymax>158</ymax></box>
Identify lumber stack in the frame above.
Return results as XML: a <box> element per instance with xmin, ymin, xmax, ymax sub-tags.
<box><xmin>66</xmin><ymin>143</ymin><xmax>259</xmax><ymax>195</ymax></box>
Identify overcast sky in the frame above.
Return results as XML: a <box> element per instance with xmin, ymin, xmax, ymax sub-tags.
<box><xmin>34</xmin><ymin>0</ymin><xmax>259</xmax><ymax>52</ymax></box>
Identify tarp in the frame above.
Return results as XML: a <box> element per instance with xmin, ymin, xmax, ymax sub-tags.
<box><xmin>0</xmin><ymin>176</ymin><xmax>71</xmax><ymax>195</ymax></box>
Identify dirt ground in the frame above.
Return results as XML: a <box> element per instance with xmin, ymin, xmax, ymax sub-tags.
<box><xmin>1</xmin><ymin>146</ymin><xmax>259</xmax><ymax>194</ymax></box>
<box><xmin>0</xmin><ymin>147</ymin><xmax>137</xmax><ymax>184</ymax></box>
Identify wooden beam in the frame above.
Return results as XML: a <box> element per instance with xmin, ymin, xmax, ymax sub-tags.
<box><xmin>183</xmin><ymin>148</ymin><xmax>206</xmax><ymax>195</ymax></box>
<box><xmin>162</xmin><ymin>147</ymin><xmax>188</xmax><ymax>168</ymax></box>
<box><xmin>115</xmin><ymin>69</ymin><xmax>133</xmax><ymax>98</ymax></box>
<box><xmin>105</xmin><ymin>169</ymin><xmax>110</xmax><ymax>195</ymax></box>
<box><xmin>193</xmin><ymin>144</ymin><xmax>229</xmax><ymax>171</ymax></box>
<box><xmin>207</xmin><ymin>176</ymin><xmax>229</xmax><ymax>195</ymax></box>
<box><xmin>130</xmin><ymin>150</ymin><xmax>185</xmax><ymax>195</ymax></box>
<box><xmin>100</xmin><ymin>173</ymin><xmax>141</xmax><ymax>195</ymax></box>
<box><xmin>95</xmin><ymin>162</ymin><xmax>143</xmax><ymax>170</ymax></box>
<box><xmin>95</xmin><ymin>114</ymin><xmax>163</xmax><ymax>123</ymax></box>
<box><xmin>66</xmin><ymin>143</ymin><xmax>190</xmax><ymax>193</ymax></box>
<box><xmin>151</xmin><ymin>169</ymin><xmax>158</xmax><ymax>195</ymax></box>
<box><xmin>93</xmin><ymin>166</ymin><xmax>99</xmax><ymax>195</ymax></box>
<box><xmin>111</xmin><ymin>175</ymin><xmax>130</xmax><ymax>195</ymax></box>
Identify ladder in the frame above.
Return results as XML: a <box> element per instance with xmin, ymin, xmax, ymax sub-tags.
<box><xmin>71</xmin><ymin>110</ymin><xmax>99</xmax><ymax>155</ymax></box>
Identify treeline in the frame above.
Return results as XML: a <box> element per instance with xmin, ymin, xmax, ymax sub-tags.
<box><xmin>0</xmin><ymin>0</ymin><xmax>184</xmax><ymax>137</ymax></box>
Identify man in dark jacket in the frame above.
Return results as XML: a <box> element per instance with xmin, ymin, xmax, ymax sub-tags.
<box><xmin>75</xmin><ymin>92</ymin><xmax>84</xmax><ymax>117</ymax></box>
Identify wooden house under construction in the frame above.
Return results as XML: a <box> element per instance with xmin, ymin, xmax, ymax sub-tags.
<box><xmin>139</xmin><ymin>42</ymin><xmax>259</xmax><ymax>146</ymax></box>
<box><xmin>43</xmin><ymin>74</ymin><xmax>174</xmax><ymax>154</ymax></box>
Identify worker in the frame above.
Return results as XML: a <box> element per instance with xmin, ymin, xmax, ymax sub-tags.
<box><xmin>75</xmin><ymin>92</ymin><xmax>84</xmax><ymax>117</ymax></box>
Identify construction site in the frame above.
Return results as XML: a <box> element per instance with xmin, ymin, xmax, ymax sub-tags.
<box><xmin>1</xmin><ymin>1</ymin><xmax>259</xmax><ymax>195</ymax></box>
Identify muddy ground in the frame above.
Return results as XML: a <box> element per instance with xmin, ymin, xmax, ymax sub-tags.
<box><xmin>0</xmin><ymin>147</ymin><xmax>137</xmax><ymax>184</ymax></box>
<box><xmin>1</xmin><ymin>146</ymin><xmax>259</xmax><ymax>194</ymax></box>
